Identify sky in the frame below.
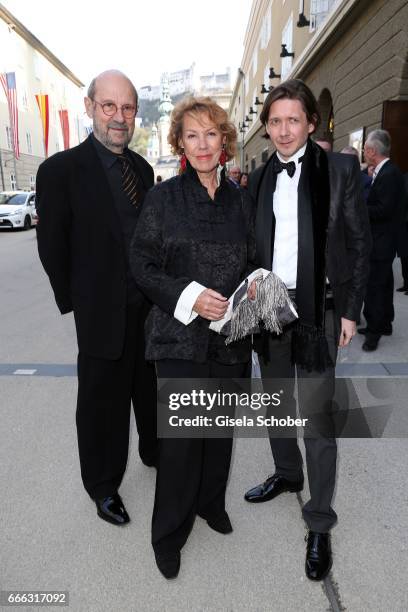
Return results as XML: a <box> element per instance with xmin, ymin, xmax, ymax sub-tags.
<box><xmin>3</xmin><ymin>0</ymin><xmax>253</xmax><ymax>89</ymax></box>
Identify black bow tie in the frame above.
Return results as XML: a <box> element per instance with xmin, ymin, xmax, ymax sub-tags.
<box><xmin>272</xmin><ymin>156</ymin><xmax>296</xmax><ymax>178</ymax></box>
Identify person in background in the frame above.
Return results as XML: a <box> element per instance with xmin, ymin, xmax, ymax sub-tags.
<box><xmin>359</xmin><ymin>129</ymin><xmax>407</xmax><ymax>350</ymax></box>
<box><xmin>341</xmin><ymin>145</ymin><xmax>372</xmax><ymax>202</ymax></box>
<box><xmin>314</xmin><ymin>138</ymin><xmax>332</xmax><ymax>152</ymax></box>
<box><xmin>228</xmin><ymin>164</ymin><xmax>241</xmax><ymax>187</ymax></box>
<box><xmin>239</xmin><ymin>172</ymin><xmax>249</xmax><ymax>189</ymax></box>
<box><xmin>367</xmin><ymin>164</ymin><xmax>375</xmax><ymax>178</ymax></box>
<box><xmin>397</xmin><ymin>172</ymin><xmax>408</xmax><ymax>294</ymax></box>
<box><xmin>130</xmin><ymin>96</ymin><xmax>256</xmax><ymax>580</ymax></box>
<box><xmin>36</xmin><ymin>70</ymin><xmax>157</xmax><ymax>526</ymax></box>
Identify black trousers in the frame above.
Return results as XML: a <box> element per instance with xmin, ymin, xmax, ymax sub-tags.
<box><xmin>363</xmin><ymin>259</ymin><xmax>395</xmax><ymax>335</ymax></box>
<box><xmin>153</xmin><ymin>359</ymin><xmax>247</xmax><ymax>554</ymax></box>
<box><xmin>259</xmin><ymin>310</ymin><xmax>338</xmax><ymax>533</ymax></box>
<box><xmin>76</xmin><ymin>301</ymin><xmax>157</xmax><ymax>499</ymax></box>
<box><xmin>401</xmin><ymin>255</ymin><xmax>408</xmax><ymax>287</ymax></box>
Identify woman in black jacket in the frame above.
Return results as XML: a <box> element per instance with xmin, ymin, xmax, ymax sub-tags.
<box><xmin>130</xmin><ymin>96</ymin><xmax>256</xmax><ymax>579</ymax></box>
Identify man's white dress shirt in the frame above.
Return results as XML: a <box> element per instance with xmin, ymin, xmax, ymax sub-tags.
<box><xmin>272</xmin><ymin>143</ymin><xmax>307</xmax><ymax>289</ymax></box>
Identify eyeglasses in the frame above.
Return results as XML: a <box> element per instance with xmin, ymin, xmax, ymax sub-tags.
<box><xmin>91</xmin><ymin>99</ymin><xmax>137</xmax><ymax>119</ymax></box>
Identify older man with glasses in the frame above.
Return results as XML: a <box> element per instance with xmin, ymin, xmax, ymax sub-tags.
<box><xmin>228</xmin><ymin>164</ymin><xmax>241</xmax><ymax>188</ymax></box>
<box><xmin>36</xmin><ymin>70</ymin><xmax>157</xmax><ymax>526</ymax></box>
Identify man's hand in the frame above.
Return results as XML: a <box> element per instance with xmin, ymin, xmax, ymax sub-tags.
<box><xmin>247</xmin><ymin>279</ymin><xmax>257</xmax><ymax>300</ymax></box>
<box><xmin>193</xmin><ymin>289</ymin><xmax>229</xmax><ymax>321</ymax></box>
<box><xmin>338</xmin><ymin>317</ymin><xmax>356</xmax><ymax>347</ymax></box>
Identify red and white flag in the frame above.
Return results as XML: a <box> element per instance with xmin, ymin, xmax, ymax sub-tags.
<box><xmin>0</xmin><ymin>72</ymin><xmax>20</xmax><ymax>159</ymax></box>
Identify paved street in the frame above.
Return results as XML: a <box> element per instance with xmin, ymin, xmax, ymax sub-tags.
<box><xmin>1</xmin><ymin>229</ymin><xmax>408</xmax><ymax>612</ymax></box>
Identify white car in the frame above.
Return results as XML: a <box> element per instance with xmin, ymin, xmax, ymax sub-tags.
<box><xmin>0</xmin><ymin>191</ymin><xmax>37</xmax><ymax>230</ymax></box>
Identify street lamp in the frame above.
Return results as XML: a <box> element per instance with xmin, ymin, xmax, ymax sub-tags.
<box><xmin>238</xmin><ymin>68</ymin><xmax>246</xmax><ymax>168</ymax></box>
<box><xmin>269</xmin><ymin>67</ymin><xmax>281</xmax><ymax>79</ymax></box>
<box><xmin>297</xmin><ymin>0</ymin><xmax>310</xmax><ymax>27</ymax></box>
<box><xmin>280</xmin><ymin>44</ymin><xmax>295</xmax><ymax>58</ymax></box>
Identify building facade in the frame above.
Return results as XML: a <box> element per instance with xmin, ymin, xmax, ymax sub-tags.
<box><xmin>230</xmin><ymin>0</ymin><xmax>408</xmax><ymax>173</ymax></box>
<box><xmin>139</xmin><ymin>64</ymin><xmax>197</xmax><ymax>101</ymax></box>
<box><xmin>140</xmin><ymin>64</ymin><xmax>232</xmax><ymax>109</ymax></box>
<box><xmin>0</xmin><ymin>3</ymin><xmax>85</xmax><ymax>191</ymax></box>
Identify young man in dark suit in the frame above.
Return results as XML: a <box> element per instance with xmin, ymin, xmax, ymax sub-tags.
<box><xmin>244</xmin><ymin>80</ymin><xmax>371</xmax><ymax>580</ymax></box>
<box><xmin>36</xmin><ymin>70</ymin><xmax>157</xmax><ymax>525</ymax></box>
<box><xmin>360</xmin><ymin>129</ymin><xmax>407</xmax><ymax>350</ymax></box>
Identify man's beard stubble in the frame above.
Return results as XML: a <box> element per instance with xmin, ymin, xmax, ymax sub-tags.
<box><xmin>93</xmin><ymin>117</ymin><xmax>133</xmax><ymax>151</ymax></box>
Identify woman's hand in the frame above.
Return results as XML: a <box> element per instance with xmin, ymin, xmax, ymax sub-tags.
<box><xmin>193</xmin><ymin>289</ymin><xmax>229</xmax><ymax>321</ymax></box>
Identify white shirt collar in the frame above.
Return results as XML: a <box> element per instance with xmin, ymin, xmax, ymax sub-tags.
<box><xmin>373</xmin><ymin>158</ymin><xmax>389</xmax><ymax>178</ymax></box>
<box><xmin>276</xmin><ymin>142</ymin><xmax>307</xmax><ymax>166</ymax></box>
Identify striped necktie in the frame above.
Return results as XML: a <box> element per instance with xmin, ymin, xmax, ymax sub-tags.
<box><xmin>117</xmin><ymin>154</ymin><xmax>140</xmax><ymax>206</ymax></box>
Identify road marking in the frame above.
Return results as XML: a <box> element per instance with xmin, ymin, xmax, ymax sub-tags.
<box><xmin>0</xmin><ymin>364</ymin><xmax>76</xmax><ymax>377</ymax></box>
<box><xmin>1</xmin><ymin>363</ymin><xmax>408</xmax><ymax>377</ymax></box>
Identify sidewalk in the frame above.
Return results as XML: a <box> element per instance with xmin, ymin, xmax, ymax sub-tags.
<box><xmin>1</xmin><ymin>245</ymin><xmax>408</xmax><ymax>611</ymax></box>
<box><xmin>1</xmin><ymin>377</ymin><xmax>408</xmax><ymax>611</ymax></box>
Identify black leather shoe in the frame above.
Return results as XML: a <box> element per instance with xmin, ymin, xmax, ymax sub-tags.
<box><xmin>154</xmin><ymin>551</ymin><xmax>180</xmax><ymax>579</ymax></box>
<box><xmin>244</xmin><ymin>474</ymin><xmax>303</xmax><ymax>503</ymax></box>
<box><xmin>396</xmin><ymin>286</ymin><xmax>407</xmax><ymax>292</ymax></box>
<box><xmin>207</xmin><ymin>512</ymin><xmax>233</xmax><ymax>534</ymax></box>
<box><xmin>95</xmin><ymin>494</ymin><xmax>130</xmax><ymax>526</ymax></box>
<box><xmin>305</xmin><ymin>531</ymin><xmax>332</xmax><ymax>581</ymax></box>
<box><xmin>362</xmin><ymin>334</ymin><xmax>380</xmax><ymax>352</ymax></box>
<box><xmin>358</xmin><ymin>327</ymin><xmax>392</xmax><ymax>336</ymax></box>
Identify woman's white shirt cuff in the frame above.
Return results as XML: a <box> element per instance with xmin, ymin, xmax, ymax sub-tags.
<box><xmin>174</xmin><ymin>281</ymin><xmax>206</xmax><ymax>325</ymax></box>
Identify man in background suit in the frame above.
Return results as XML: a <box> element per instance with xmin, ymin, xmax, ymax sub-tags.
<box><xmin>395</xmin><ymin>172</ymin><xmax>408</xmax><ymax>294</ymax></box>
<box><xmin>36</xmin><ymin>70</ymin><xmax>157</xmax><ymax>525</ymax></box>
<box><xmin>340</xmin><ymin>145</ymin><xmax>372</xmax><ymax>202</ymax></box>
<box><xmin>245</xmin><ymin>80</ymin><xmax>371</xmax><ymax>580</ymax></box>
<box><xmin>228</xmin><ymin>164</ymin><xmax>241</xmax><ymax>188</ymax></box>
<box><xmin>359</xmin><ymin>129</ymin><xmax>406</xmax><ymax>350</ymax></box>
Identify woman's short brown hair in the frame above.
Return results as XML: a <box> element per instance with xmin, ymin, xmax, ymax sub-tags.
<box><xmin>260</xmin><ymin>79</ymin><xmax>321</xmax><ymax>138</ymax></box>
<box><xmin>168</xmin><ymin>96</ymin><xmax>237</xmax><ymax>159</ymax></box>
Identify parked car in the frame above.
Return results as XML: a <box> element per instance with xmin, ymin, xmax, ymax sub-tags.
<box><xmin>0</xmin><ymin>191</ymin><xmax>37</xmax><ymax>230</ymax></box>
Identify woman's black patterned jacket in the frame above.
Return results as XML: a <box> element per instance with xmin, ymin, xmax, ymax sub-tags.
<box><xmin>130</xmin><ymin>165</ymin><xmax>256</xmax><ymax>364</ymax></box>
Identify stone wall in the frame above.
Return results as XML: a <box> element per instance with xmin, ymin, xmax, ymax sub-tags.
<box><xmin>242</xmin><ymin>0</ymin><xmax>408</xmax><ymax>165</ymax></box>
<box><xmin>307</xmin><ymin>0</ymin><xmax>408</xmax><ymax>150</ymax></box>
<box><xmin>0</xmin><ymin>150</ymin><xmax>43</xmax><ymax>191</ymax></box>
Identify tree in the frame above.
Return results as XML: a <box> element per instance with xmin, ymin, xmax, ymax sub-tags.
<box><xmin>129</xmin><ymin>127</ymin><xmax>150</xmax><ymax>157</ymax></box>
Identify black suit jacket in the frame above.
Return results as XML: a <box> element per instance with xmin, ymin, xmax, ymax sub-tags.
<box><xmin>367</xmin><ymin>160</ymin><xmax>406</xmax><ymax>260</ymax></box>
<box><xmin>36</xmin><ymin>136</ymin><xmax>154</xmax><ymax>359</ymax></box>
<box><xmin>250</xmin><ymin>148</ymin><xmax>371</xmax><ymax>322</ymax></box>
